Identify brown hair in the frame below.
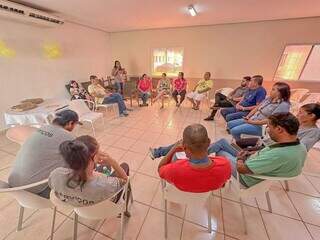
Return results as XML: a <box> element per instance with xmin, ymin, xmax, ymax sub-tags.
<box><xmin>268</xmin><ymin>113</ymin><xmax>299</xmax><ymax>135</ymax></box>
<box><xmin>273</xmin><ymin>82</ymin><xmax>291</xmax><ymax>102</ymax></box>
<box><xmin>59</xmin><ymin>135</ymin><xmax>99</xmax><ymax>188</ymax></box>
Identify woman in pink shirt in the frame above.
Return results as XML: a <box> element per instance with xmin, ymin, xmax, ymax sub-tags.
<box><xmin>138</xmin><ymin>74</ymin><xmax>152</xmax><ymax>106</ymax></box>
<box><xmin>172</xmin><ymin>72</ymin><xmax>187</xmax><ymax>107</ymax></box>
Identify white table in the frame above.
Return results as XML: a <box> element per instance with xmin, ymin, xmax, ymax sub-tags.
<box><xmin>4</xmin><ymin>98</ymin><xmax>70</xmax><ymax>126</ymax></box>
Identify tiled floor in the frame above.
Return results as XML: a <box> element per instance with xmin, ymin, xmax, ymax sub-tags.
<box><xmin>0</xmin><ymin>100</ymin><xmax>320</xmax><ymax>240</ymax></box>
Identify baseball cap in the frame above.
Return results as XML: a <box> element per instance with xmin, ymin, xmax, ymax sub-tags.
<box><xmin>55</xmin><ymin>109</ymin><xmax>83</xmax><ymax>125</ymax></box>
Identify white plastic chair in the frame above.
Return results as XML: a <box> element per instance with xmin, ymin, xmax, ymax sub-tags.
<box><xmin>229</xmin><ymin>173</ymin><xmax>299</xmax><ymax>234</ymax></box>
<box><xmin>50</xmin><ymin>179</ymin><xmax>131</xmax><ymax>240</ymax></box>
<box><xmin>0</xmin><ymin>179</ymin><xmax>56</xmax><ymax>239</ymax></box>
<box><xmin>69</xmin><ymin>99</ymin><xmax>105</xmax><ymax>136</ymax></box>
<box><xmin>6</xmin><ymin>125</ymin><xmax>37</xmax><ymax>145</ymax></box>
<box><xmin>95</xmin><ymin>103</ymin><xmax>119</xmax><ymax>119</ymax></box>
<box><xmin>161</xmin><ymin>179</ymin><xmax>213</xmax><ymax>239</ymax></box>
<box><xmin>290</xmin><ymin>88</ymin><xmax>310</xmax><ymax>114</ymax></box>
<box><xmin>240</xmin><ymin>124</ymin><xmax>268</xmax><ymax>140</ymax></box>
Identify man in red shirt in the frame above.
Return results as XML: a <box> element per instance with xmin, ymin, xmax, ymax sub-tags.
<box><xmin>158</xmin><ymin>124</ymin><xmax>231</xmax><ymax>193</ymax></box>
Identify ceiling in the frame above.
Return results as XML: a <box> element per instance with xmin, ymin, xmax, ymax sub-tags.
<box><xmin>10</xmin><ymin>0</ymin><xmax>320</xmax><ymax>32</ymax></box>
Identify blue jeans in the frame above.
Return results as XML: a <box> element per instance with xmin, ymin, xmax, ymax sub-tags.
<box><xmin>115</xmin><ymin>82</ymin><xmax>124</xmax><ymax>95</ymax></box>
<box><xmin>103</xmin><ymin>93</ymin><xmax>127</xmax><ymax>114</ymax></box>
<box><xmin>208</xmin><ymin>138</ymin><xmax>238</xmax><ymax>178</ymax></box>
<box><xmin>220</xmin><ymin>107</ymin><xmax>249</xmax><ymax>122</ymax></box>
<box><xmin>227</xmin><ymin>119</ymin><xmax>262</xmax><ymax>140</ymax></box>
<box><xmin>140</xmin><ymin>92</ymin><xmax>150</xmax><ymax>104</ymax></box>
<box><xmin>153</xmin><ymin>144</ymin><xmax>174</xmax><ymax>158</ymax></box>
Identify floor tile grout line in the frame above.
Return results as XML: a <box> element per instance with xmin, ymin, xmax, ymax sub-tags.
<box><xmin>284</xmin><ymin>188</ymin><xmax>315</xmax><ymax>239</ymax></box>
<box><xmin>255</xmin><ymin>198</ymin><xmax>271</xmax><ymax>240</ymax></box>
<box><xmin>134</xmin><ymin>181</ymin><xmax>161</xmax><ymax>240</ymax></box>
<box><xmin>304</xmin><ymin>174</ymin><xmax>320</xmax><ymax>195</ymax></box>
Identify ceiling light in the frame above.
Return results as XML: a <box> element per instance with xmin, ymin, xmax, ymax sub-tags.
<box><xmin>188</xmin><ymin>5</ymin><xmax>197</xmax><ymax>17</ymax></box>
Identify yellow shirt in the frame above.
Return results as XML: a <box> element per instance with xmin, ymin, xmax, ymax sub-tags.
<box><xmin>195</xmin><ymin>79</ymin><xmax>213</xmax><ymax>93</ymax></box>
<box><xmin>88</xmin><ymin>84</ymin><xmax>106</xmax><ymax>104</ymax></box>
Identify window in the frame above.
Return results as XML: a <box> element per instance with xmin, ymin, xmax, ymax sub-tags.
<box><xmin>274</xmin><ymin>45</ymin><xmax>312</xmax><ymax>81</ymax></box>
<box><xmin>152</xmin><ymin>47</ymin><xmax>183</xmax><ymax>76</ymax></box>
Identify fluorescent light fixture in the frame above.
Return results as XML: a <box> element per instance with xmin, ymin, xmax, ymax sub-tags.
<box><xmin>188</xmin><ymin>5</ymin><xmax>197</xmax><ymax>16</ymax></box>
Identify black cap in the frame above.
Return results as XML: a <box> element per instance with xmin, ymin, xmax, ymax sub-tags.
<box><xmin>55</xmin><ymin>109</ymin><xmax>82</xmax><ymax>125</ymax></box>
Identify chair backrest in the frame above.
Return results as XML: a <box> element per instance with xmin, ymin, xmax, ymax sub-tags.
<box><xmin>300</xmin><ymin>93</ymin><xmax>320</xmax><ymax>106</ymax></box>
<box><xmin>161</xmin><ymin>180</ymin><xmax>211</xmax><ymax>205</ymax></box>
<box><xmin>6</xmin><ymin>125</ymin><xmax>37</xmax><ymax>145</ymax></box>
<box><xmin>50</xmin><ymin>179</ymin><xmax>129</xmax><ymax>220</ymax></box>
<box><xmin>0</xmin><ymin>179</ymin><xmax>52</xmax><ymax>209</ymax></box>
<box><xmin>229</xmin><ymin>175</ymin><xmax>274</xmax><ymax>199</ymax></box>
<box><xmin>217</xmin><ymin>87</ymin><xmax>234</xmax><ymax>97</ymax></box>
<box><xmin>69</xmin><ymin>99</ymin><xmax>91</xmax><ymax>116</ymax></box>
<box><xmin>291</xmin><ymin>88</ymin><xmax>309</xmax><ymax>102</ymax></box>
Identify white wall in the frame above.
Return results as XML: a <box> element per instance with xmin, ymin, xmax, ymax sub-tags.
<box><xmin>110</xmin><ymin>17</ymin><xmax>320</xmax><ymax>80</ymax></box>
<box><xmin>0</xmin><ymin>19</ymin><xmax>111</xmax><ymax>129</ymax></box>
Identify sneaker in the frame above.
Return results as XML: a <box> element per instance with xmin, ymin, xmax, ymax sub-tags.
<box><xmin>120</xmin><ymin>113</ymin><xmax>129</xmax><ymax>117</ymax></box>
<box><xmin>204</xmin><ymin>116</ymin><xmax>214</xmax><ymax>121</ymax></box>
<box><xmin>148</xmin><ymin>147</ymin><xmax>156</xmax><ymax>160</ymax></box>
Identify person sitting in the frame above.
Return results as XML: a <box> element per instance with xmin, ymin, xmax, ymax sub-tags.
<box><xmin>152</xmin><ymin>73</ymin><xmax>172</xmax><ymax>109</ymax></box>
<box><xmin>210</xmin><ymin>113</ymin><xmax>307</xmax><ymax>187</ymax></box>
<box><xmin>88</xmin><ymin>75</ymin><xmax>130</xmax><ymax>117</ymax></box>
<box><xmin>49</xmin><ymin>135</ymin><xmax>131</xmax><ymax>215</ymax></box>
<box><xmin>137</xmin><ymin>74</ymin><xmax>152</xmax><ymax>107</ymax></box>
<box><xmin>158</xmin><ymin>124</ymin><xmax>231</xmax><ymax>192</ymax></box>
<box><xmin>235</xmin><ymin>103</ymin><xmax>320</xmax><ymax>151</ymax></box>
<box><xmin>172</xmin><ymin>72</ymin><xmax>187</xmax><ymax>107</ymax></box>
<box><xmin>186</xmin><ymin>72</ymin><xmax>213</xmax><ymax>110</ymax></box>
<box><xmin>221</xmin><ymin>75</ymin><xmax>266</xmax><ymax>122</ymax></box>
<box><xmin>150</xmin><ymin>104</ymin><xmax>319</xmax><ymax>167</ymax></box>
<box><xmin>69</xmin><ymin>80</ymin><xmax>93</xmax><ymax>101</ymax></box>
<box><xmin>8</xmin><ymin>110</ymin><xmax>80</xmax><ymax>198</ymax></box>
<box><xmin>204</xmin><ymin>76</ymin><xmax>251</xmax><ymax>121</ymax></box>
<box><xmin>227</xmin><ymin>82</ymin><xmax>291</xmax><ymax>140</ymax></box>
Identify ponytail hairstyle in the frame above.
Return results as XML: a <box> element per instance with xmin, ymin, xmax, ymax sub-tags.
<box><xmin>59</xmin><ymin>135</ymin><xmax>99</xmax><ymax>189</ymax></box>
<box><xmin>301</xmin><ymin>103</ymin><xmax>320</xmax><ymax>121</ymax></box>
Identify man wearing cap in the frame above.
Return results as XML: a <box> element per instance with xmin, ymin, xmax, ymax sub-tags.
<box><xmin>8</xmin><ymin>109</ymin><xmax>81</xmax><ymax>198</ymax></box>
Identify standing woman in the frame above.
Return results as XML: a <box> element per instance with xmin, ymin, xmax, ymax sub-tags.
<box><xmin>137</xmin><ymin>74</ymin><xmax>152</xmax><ymax>107</ymax></box>
<box><xmin>152</xmin><ymin>73</ymin><xmax>172</xmax><ymax>108</ymax></box>
<box><xmin>172</xmin><ymin>72</ymin><xmax>187</xmax><ymax>107</ymax></box>
<box><xmin>111</xmin><ymin>60</ymin><xmax>127</xmax><ymax>95</ymax></box>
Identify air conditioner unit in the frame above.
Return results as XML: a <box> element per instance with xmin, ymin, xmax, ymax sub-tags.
<box><xmin>0</xmin><ymin>0</ymin><xmax>64</xmax><ymax>27</ymax></box>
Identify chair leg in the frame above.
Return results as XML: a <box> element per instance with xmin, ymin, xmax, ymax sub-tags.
<box><xmin>129</xmin><ymin>183</ymin><xmax>134</xmax><ymax>204</ymax></box>
<box><xmin>284</xmin><ymin>180</ymin><xmax>290</xmax><ymax>191</ymax></box>
<box><xmin>90</xmin><ymin>121</ymin><xmax>96</xmax><ymax>137</ymax></box>
<box><xmin>239</xmin><ymin>198</ymin><xmax>247</xmax><ymax>234</ymax></box>
<box><xmin>265</xmin><ymin>191</ymin><xmax>272</xmax><ymax>213</ymax></box>
<box><xmin>17</xmin><ymin>206</ymin><xmax>24</xmax><ymax>231</ymax></box>
<box><xmin>164</xmin><ymin>199</ymin><xmax>168</xmax><ymax>239</ymax></box>
<box><xmin>207</xmin><ymin>196</ymin><xmax>212</xmax><ymax>233</ymax></box>
<box><xmin>50</xmin><ymin>207</ymin><xmax>57</xmax><ymax>240</ymax></box>
<box><xmin>73</xmin><ymin>213</ymin><xmax>78</xmax><ymax>240</ymax></box>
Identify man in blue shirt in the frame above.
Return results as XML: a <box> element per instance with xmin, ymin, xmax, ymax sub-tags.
<box><xmin>221</xmin><ymin>75</ymin><xmax>266</xmax><ymax>122</ymax></box>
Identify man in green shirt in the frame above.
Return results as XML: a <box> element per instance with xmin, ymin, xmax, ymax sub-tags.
<box><xmin>232</xmin><ymin>112</ymin><xmax>307</xmax><ymax>187</ymax></box>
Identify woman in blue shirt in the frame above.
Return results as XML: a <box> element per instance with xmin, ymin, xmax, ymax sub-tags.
<box><xmin>227</xmin><ymin>82</ymin><xmax>291</xmax><ymax>140</ymax></box>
